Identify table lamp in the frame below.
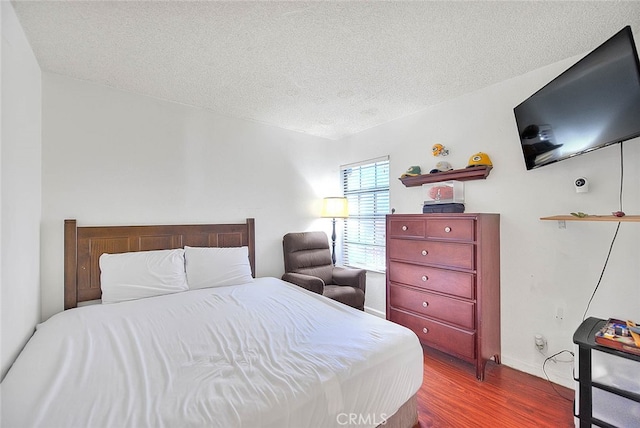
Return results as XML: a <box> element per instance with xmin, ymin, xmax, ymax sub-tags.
<box><xmin>321</xmin><ymin>197</ymin><xmax>349</xmax><ymax>265</ymax></box>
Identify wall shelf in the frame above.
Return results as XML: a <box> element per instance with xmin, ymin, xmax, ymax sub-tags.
<box><xmin>399</xmin><ymin>165</ymin><xmax>492</xmax><ymax>187</ymax></box>
<box><xmin>540</xmin><ymin>215</ymin><xmax>640</xmax><ymax>222</ymax></box>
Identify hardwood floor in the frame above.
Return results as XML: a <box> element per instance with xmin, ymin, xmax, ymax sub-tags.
<box><xmin>416</xmin><ymin>346</ymin><xmax>574</xmax><ymax>428</ymax></box>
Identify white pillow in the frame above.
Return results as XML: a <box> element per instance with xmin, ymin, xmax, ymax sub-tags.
<box><xmin>184</xmin><ymin>246</ymin><xmax>254</xmax><ymax>290</ymax></box>
<box><xmin>99</xmin><ymin>248</ymin><xmax>188</xmax><ymax>304</ymax></box>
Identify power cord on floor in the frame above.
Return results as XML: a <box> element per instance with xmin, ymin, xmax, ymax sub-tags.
<box><xmin>542</xmin><ymin>349</ymin><xmax>575</xmax><ymax>402</ymax></box>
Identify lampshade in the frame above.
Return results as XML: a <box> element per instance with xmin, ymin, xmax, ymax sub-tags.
<box><xmin>321</xmin><ymin>197</ymin><xmax>349</xmax><ymax>218</ymax></box>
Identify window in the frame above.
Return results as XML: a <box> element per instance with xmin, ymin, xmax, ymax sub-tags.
<box><xmin>340</xmin><ymin>156</ymin><xmax>390</xmax><ymax>272</ymax></box>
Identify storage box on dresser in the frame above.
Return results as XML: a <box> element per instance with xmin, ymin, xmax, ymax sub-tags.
<box><xmin>386</xmin><ymin>213</ymin><xmax>500</xmax><ymax>380</ymax></box>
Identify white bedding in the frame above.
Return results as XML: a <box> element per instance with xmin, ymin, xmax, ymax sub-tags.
<box><xmin>1</xmin><ymin>277</ymin><xmax>423</xmax><ymax>428</ymax></box>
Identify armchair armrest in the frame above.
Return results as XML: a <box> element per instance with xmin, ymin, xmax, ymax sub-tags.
<box><xmin>282</xmin><ymin>272</ymin><xmax>325</xmax><ymax>295</ymax></box>
<box><xmin>332</xmin><ymin>267</ymin><xmax>366</xmax><ymax>293</ymax></box>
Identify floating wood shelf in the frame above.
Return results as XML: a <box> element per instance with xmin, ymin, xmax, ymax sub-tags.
<box><xmin>540</xmin><ymin>215</ymin><xmax>640</xmax><ymax>222</ymax></box>
<box><xmin>399</xmin><ymin>166</ymin><xmax>492</xmax><ymax>187</ymax></box>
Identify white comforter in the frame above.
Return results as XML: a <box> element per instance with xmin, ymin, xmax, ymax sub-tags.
<box><xmin>1</xmin><ymin>277</ymin><xmax>423</xmax><ymax>428</ymax></box>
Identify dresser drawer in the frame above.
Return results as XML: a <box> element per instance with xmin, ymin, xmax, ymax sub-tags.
<box><xmin>426</xmin><ymin>218</ymin><xmax>474</xmax><ymax>241</ymax></box>
<box><xmin>388</xmin><ymin>219</ymin><xmax>425</xmax><ymax>238</ymax></box>
<box><xmin>389</xmin><ymin>285</ymin><xmax>475</xmax><ymax>329</ymax></box>
<box><xmin>388</xmin><ymin>239</ymin><xmax>474</xmax><ymax>270</ymax></box>
<box><xmin>388</xmin><ymin>261</ymin><xmax>474</xmax><ymax>299</ymax></box>
<box><xmin>389</xmin><ymin>309</ymin><xmax>475</xmax><ymax>360</ymax></box>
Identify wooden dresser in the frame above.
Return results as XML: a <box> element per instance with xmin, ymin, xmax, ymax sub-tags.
<box><xmin>386</xmin><ymin>213</ymin><xmax>500</xmax><ymax>380</ymax></box>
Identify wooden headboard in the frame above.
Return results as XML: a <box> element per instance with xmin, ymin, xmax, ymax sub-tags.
<box><xmin>64</xmin><ymin>218</ymin><xmax>256</xmax><ymax>309</ymax></box>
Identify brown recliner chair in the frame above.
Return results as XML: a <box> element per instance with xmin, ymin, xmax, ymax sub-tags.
<box><xmin>282</xmin><ymin>231</ymin><xmax>366</xmax><ymax>310</ymax></box>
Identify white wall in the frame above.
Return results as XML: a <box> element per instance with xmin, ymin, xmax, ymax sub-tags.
<box><xmin>37</xmin><ymin>35</ymin><xmax>640</xmax><ymax>390</ymax></box>
<box><xmin>40</xmin><ymin>73</ymin><xmax>342</xmax><ymax>320</ymax></box>
<box><xmin>337</xmin><ymin>55</ymin><xmax>640</xmax><ymax>387</ymax></box>
<box><xmin>0</xmin><ymin>1</ymin><xmax>42</xmax><ymax>380</ymax></box>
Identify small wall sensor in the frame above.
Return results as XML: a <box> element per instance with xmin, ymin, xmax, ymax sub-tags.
<box><xmin>575</xmin><ymin>177</ymin><xmax>589</xmax><ymax>193</ymax></box>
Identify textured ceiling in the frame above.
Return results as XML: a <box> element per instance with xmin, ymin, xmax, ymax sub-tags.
<box><xmin>11</xmin><ymin>0</ymin><xmax>640</xmax><ymax>140</ymax></box>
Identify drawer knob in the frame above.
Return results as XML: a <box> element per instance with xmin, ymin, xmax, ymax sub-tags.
<box><xmin>421</xmin><ymin>275</ymin><xmax>428</xmax><ymax>282</ymax></box>
<box><xmin>422</xmin><ymin>301</ymin><xmax>428</xmax><ymax>307</ymax></box>
<box><xmin>421</xmin><ymin>250</ymin><xmax>428</xmax><ymax>256</ymax></box>
<box><xmin>422</xmin><ymin>327</ymin><xmax>429</xmax><ymax>334</ymax></box>
<box><xmin>444</xmin><ymin>226</ymin><xmax>451</xmax><ymax>233</ymax></box>
<box><xmin>402</xmin><ymin>225</ymin><xmax>408</xmax><ymax>231</ymax></box>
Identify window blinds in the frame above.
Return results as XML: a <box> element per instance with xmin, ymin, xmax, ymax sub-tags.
<box><xmin>340</xmin><ymin>156</ymin><xmax>390</xmax><ymax>272</ymax></box>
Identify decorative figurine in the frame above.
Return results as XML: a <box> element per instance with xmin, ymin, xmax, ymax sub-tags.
<box><xmin>432</xmin><ymin>143</ymin><xmax>449</xmax><ymax>157</ymax></box>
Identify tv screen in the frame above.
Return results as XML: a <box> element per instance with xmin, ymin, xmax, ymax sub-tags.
<box><xmin>514</xmin><ymin>26</ymin><xmax>640</xmax><ymax>170</ymax></box>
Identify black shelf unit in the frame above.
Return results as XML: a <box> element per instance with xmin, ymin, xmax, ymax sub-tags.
<box><xmin>573</xmin><ymin>317</ymin><xmax>640</xmax><ymax>427</ymax></box>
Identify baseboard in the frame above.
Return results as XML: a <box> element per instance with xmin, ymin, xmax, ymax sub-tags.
<box><xmin>500</xmin><ymin>355</ymin><xmax>574</xmax><ymax>389</ymax></box>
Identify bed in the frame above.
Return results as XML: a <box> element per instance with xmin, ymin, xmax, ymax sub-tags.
<box><xmin>1</xmin><ymin>219</ymin><xmax>423</xmax><ymax>428</ymax></box>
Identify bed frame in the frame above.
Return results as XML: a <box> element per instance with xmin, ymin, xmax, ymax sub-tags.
<box><xmin>64</xmin><ymin>218</ymin><xmax>256</xmax><ymax>310</ymax></box>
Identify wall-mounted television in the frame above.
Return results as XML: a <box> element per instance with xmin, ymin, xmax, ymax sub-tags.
<box><xmin>514</xmin><ymin>26</ymin><xmax>640</xmax><ymax>170</ymax></box>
